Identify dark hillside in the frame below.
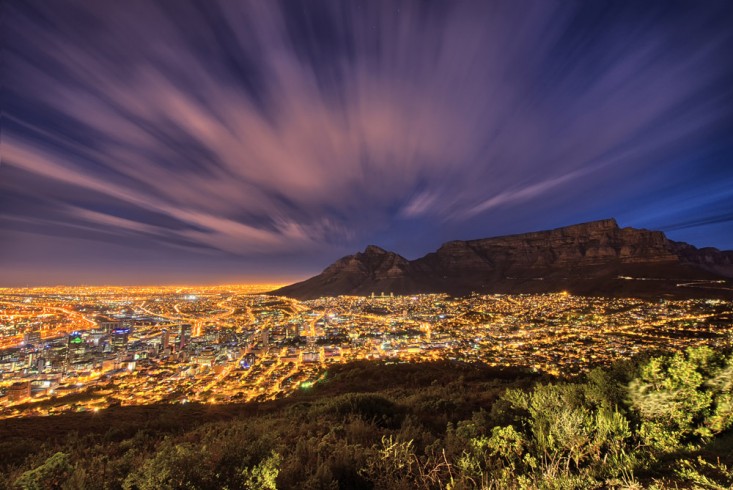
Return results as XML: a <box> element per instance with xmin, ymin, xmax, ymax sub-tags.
<box><xmin>1</xmin><ymin>350</ymin><xmax>733</xmax><ymax>489</ymax></box>
<box><xmin>272</xmin><ymin>219</ymin><xmax>733</xmax><ymax>300</ymax></box>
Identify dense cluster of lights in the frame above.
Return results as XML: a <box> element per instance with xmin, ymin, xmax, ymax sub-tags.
<box><xmin>0</xmin><ymin>286</ymin><xmax>730</xmax><ymax>419</ymax></box>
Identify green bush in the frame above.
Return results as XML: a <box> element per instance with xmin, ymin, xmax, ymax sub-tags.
<box><xmin>318</xmin><ymin>393</ymin><xmax>404</xmax><ymax>428</ymax></box>
<box><xmin>15</xmin><ymin>452</ymin><xmax>72</xmax><ymax>490</ymax></box>
<box><xmin>3</xmin><ymin>351</ymin><xmax>733</xmax><ymax>489</ymax></box>
<box><xmin>627</xmin><ymin>347</ymin><xmax>733</xmax><ymax>452</ymax></box>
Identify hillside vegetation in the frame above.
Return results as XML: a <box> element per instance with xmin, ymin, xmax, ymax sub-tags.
<box><xmin>1</xmin><ymin>348</ymin><xmax>733</xmax><ymax>489</ymax></box>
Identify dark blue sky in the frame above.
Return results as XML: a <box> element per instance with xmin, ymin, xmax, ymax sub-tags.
<box><xmin>2</xmin><ymin>0</ymin><xmax>733</xmax><ymax>286</ymax></box>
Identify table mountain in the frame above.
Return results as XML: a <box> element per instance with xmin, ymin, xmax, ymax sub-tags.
<box><xmin>270</xmin><ymin>219</ymin><xmax>733</xmax><ymax>299</ymax></box>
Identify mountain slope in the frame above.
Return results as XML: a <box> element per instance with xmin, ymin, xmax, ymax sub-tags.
<box><xmin>274</xmin><ymin>245</ymin><xmax>423</xmax><ymax>298</ymax></box>
<box><xmin>271</xmin><ymin>219</ymin><xmax>733</xmax><ymax>299</ymax></box>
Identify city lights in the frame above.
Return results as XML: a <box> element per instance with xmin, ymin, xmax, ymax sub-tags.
<box><xmin>0</xmin><ymin>286</ymin><xmax>730</xmax><ymax>419</ymax></box>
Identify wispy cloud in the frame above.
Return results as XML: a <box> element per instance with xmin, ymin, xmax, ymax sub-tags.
<box><xmin>3</xmin><ymin>0</ymin><xmax>733</xmax><ymax>277</ymax></box>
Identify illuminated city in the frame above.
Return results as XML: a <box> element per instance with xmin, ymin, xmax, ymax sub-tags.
<box><xmin>1</xmin><ymin>286</ymin><xmax>730</xmax><ymax>419</ymax></box>
<box><xmin>3</xmin><ymin>0</ymin><xmax>733</xmax><ymax>487</ymax></box>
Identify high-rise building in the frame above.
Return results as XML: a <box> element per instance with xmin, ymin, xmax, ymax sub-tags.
<box><xmin>178</xmin><ymin>324</ymin><xmax>192</xmax><ymax>350</ymax></box>
<box><xmin>97</xmin><ymin>318</ymin><xmax>122</xmax><ymax>333</ymax></box>
<box><xmin>111</xmin><ymin>328</ymin><xmax>130</xmax><ymax>352</ymax></box>
<box><xmin>67</xmin><ymin>331</ymin><xmax>86</xmax><ymax>363</ymax></box>
<box><xmin>23</xmin><ymin>331</ymin><xmax>41</xmax><ymax>347</ymax></box>
<box><xmin>161</xmin><ymin>329</ymin><xmax>170</xmax><ymax>351</ymax></box>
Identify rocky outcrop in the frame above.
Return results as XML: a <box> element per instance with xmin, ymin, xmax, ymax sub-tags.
<box><xmin>414</xmin><ymin>219</ymin><xmax>677</xmax><ymax>274</ymax></box>
<box><xmin>270</xmin><ymin>219</ymin><xmax>733</xmax><ymax>299</ymax></box>
<box><xmin>273</xmin><ymin>245</ymin><xmax>423</xmax><ymax>299</ymax></box>
<box><xmin>668</xmin><ymin>242</ymin><xmax>733</xmax><ymax>277</ymax></box>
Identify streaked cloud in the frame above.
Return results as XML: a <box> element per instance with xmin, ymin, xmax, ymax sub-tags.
<box><xmin>2</xmin><ymin>0</ymin><xmax>733</xmax><ymax>284</ymax></box>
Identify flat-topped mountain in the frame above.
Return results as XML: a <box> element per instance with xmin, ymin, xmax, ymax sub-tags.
<box><xmin>271</xmin><ymin>219</ymin><xmax>733</xmax><ymax>299</ymax></box>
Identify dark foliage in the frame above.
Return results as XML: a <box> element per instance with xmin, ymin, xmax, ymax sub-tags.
<box><xmin>0</xmin><ymin>352</ymin><xmax>731</xmax><ymax>489</ymax></box>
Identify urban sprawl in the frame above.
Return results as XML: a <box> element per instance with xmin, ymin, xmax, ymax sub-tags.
<box><xmin>0</xmin><ymin>286</ymin><xmax>731</xmax><ymax>419</ymax></box>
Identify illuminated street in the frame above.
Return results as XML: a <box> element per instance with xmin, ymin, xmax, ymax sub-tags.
<box><xmin>1</xmin><ymin>286</ymin><xmax>731</xmax><ymax>419</ymax></box>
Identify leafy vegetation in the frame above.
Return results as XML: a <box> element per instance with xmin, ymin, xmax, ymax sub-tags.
<box><xmin>1</xmin><ymin>349</ymin><xmax>732</xmax><ymax>489</ymax></box>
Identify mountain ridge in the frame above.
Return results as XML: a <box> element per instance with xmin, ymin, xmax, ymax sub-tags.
<box><xmin>270</xmin><ymin>219</ymin><xmax>733</xmax><ymax>299</ymax></box>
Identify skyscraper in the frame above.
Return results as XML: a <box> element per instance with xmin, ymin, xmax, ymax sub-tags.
<box><xmin>23</xmin><ymin>330</ymin><xmax>41</xmax><ymax>347</ymax></box>
<box><xmin>178</xmin><ymin>324</ymin><xmax>192</xmax><ymax>350</ymax></box>
<box><xmin>97</xmin><ymin>318</ymin><xmax>122</xmax><ymax>334</ymax></box>
<box><xmin>67</xmin><ymin>331</ymin><xmax>86</xmax><ymax>363</ymax></box>
<box><xmin>111</xmin><ymin>328</ymin><xmax>130</xmax><ymax>352</ymax></box>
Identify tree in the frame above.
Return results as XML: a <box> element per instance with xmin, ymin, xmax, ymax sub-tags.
<box><xmin>242</xmin><ymin>451</ymin><xmax>281</xmax><ymax>490</ymax></box>
<box><xmin>15</xmin><ymin>452</ymin><xmax>72</xmax><ymax>490</ymax></box>
<box><xmin>122</xmin><ymin>442</ymin><xmax>212</xmax><ymax>489</ymax></box>
<box><xmin>627</xmin><ymin>347</ymin><xmax>731</xmax><ymax>451</ymax></box>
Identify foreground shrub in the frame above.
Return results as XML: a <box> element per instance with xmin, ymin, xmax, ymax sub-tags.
<box><xmin>628</xmin><ymin>346</ymin><xmax>733</xmax><ymax>452</ymax></box>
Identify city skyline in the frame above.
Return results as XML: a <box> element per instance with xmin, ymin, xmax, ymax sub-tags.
<box><xmin>3</xmin><ymin>3</ymin><xmax>733</xmax><ymax>484</ymax></box>
<box><xmin>2</xmin><ymin>286</ymin><xmax>730</xmax><ymax>419</ymax></box>
<box><xmin>3</xmin><ymin>1</ymin><xmax>733</xmax><ymax>286</ymax></box>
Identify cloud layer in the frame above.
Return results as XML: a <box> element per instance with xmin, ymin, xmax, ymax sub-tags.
<box><xmin>3</xmin><ymin>0</ymin><xmax>733</xmax><ymax>284</ymax></box>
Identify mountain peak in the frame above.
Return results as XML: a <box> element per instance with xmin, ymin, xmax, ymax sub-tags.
<box><xmin>568</xmin><ymin>218</ymin><xmax>618</xmax><ymax>230</ymax></box>
<box><xmin>270</xmin><ymin>219</ymin><xmax>733</xmax><ymax>300</ymax></box>
<box><xmin>525</xmin><ymin>218</ymin><xmax>620</xmax><ymax>235</ymax></box>
<box><xmin>362</xmin><ymin>245</ymin><xmax>389</xmax><ymax>255</ymax></box>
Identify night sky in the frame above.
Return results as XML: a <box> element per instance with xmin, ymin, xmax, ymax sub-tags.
<box><xmin>3</xmin><ymin>1</ymin><xmax>733</xmax><ymax>286</ymax></box>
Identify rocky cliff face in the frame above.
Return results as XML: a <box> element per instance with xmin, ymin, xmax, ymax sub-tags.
<box><xmin>415</xmin><ymin>219</ymin><xmax>678</xmax><ymax>274</ymax></box>
<box><xmin>273</xmin><ymin>245</ymin><xmax>422</xmax><ymax>299</ymax></box>
<box><xmin>668</xmin><ymin>241</ymin><xmax>733</xmax><ymax>277</ymax></box>
<box><xmin>270</xmin><ymin>219</ymin><xmax>733</xmax><ymax>300</ymax></box>
<box><xmin>322</xmin><ymin>245</ymin><xmax>410</xmax><ymax>279</ymax></box>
